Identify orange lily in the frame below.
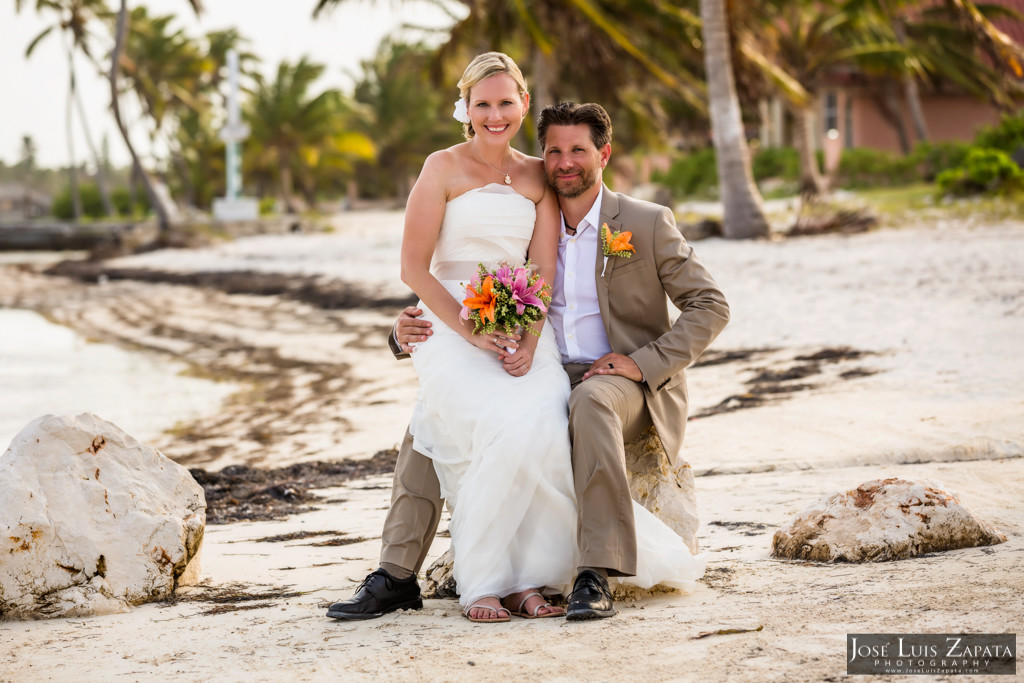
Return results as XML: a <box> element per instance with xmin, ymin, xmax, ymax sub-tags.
<box><xmin>601</xmin><ymin>222</ymin><xmax>635</xmax><ymax>256</ymax></box>
<box><xmin>462</xmin><ymin>276</ymin><xmax>497</xmax><ymax>324</ymax></box>
<box><xmin>607</xmin><ymin>230</ymin><xmax>635</xmax><ymax>255</ymax></box>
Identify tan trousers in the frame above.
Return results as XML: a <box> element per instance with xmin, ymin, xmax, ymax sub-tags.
<box><xmin>378</xmin><ymin>429</ymin><xmax>444</xmax><ymax>573</ymax></box>
<box><xmin>380</xmin><ymin>364</ymin><xmax>652</xmax><ymax>577</ymax></box>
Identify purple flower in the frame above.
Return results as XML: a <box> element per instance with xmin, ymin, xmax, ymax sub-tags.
<box><xmin>493</xmin><ymin>263</ymin><xmax>515</xmax><ymax>288</ymax></box>
<box><xmin>510</xmin><ymin>268</ymin><xmax>547</xmax><ymax>315</ymax></box>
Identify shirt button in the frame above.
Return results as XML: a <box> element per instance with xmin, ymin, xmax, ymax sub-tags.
<box><xmin>567</xmin><ymin>272</ymin><xmax>574</xmax><ymax>278</ymax></box>
<box><xmin>569</xmin><ymin>303</ymin><xmax>576</xmax><ymax>310</ymax></box>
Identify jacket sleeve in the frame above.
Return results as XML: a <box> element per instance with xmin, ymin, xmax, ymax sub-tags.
<box><xmin>629</xmin><ymin>207</ymin><xmax>730</xmax><ymax>391</ymax></box>
<box><xmin>388</xmin><ymin>323</ymin><xmax>411</xmax><ymax>361</ymax></box>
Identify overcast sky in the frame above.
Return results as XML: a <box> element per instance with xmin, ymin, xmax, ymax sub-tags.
<box><xmin>0</xmin><ymin>0</ymin><xmax>455</xmax><ymax>168</ymax></box>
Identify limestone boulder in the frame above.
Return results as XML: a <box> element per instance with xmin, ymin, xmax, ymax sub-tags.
<box><xmin>0</xmin><ymin>413</ymin><xmax>205</xmax><ymax>619</ymax></box>
<box><xmin>624</xmin><ymin>426</ymin><xmax>699</xmax><ymax>554</ymax></box>
<box><xmin>772</xmin><ymin>477</ymin><xmax>1006</xmax><ymax>562</ymax></box>
<box><xmin>421</xmin><ymin>426</ymin><xmax>698</xmax><ymax>598</ymax></box>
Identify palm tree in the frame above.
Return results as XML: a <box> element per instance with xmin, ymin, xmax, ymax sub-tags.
<box><xmin>118</xmin><ymin>6</ymin><xmax>212</xmax><ymax>207</ymax></box>
<box><xmin>17</xmin><ymin>0</ymin><xmax>115</xmax><ymax>218</ymax></box>
<box><xmin>851</xmin><ymin>0</ymin><xmax>1024</xmax><ymax>142</ymax></box>
<box><xmin>316</xmin><ymin>0</ymin><xmax>774</xmax><ymax>237</ymax></box>
<box><xmin>741</xmin><ymin>0</ymin><xmax>911</xmax><ymax>196</ymax></box>
<box><xmin>245</xmin><ymin>58</ymin><xmax>368</xmax><ymax>212</ymax></box>
<box><xmin>108</xmin><ymin>0</ymin><xmax>202</xmax><ymax>234</ymax></box>
<box><xmin>699</xmin><ymin>0</ymin><xmax>769</xmax><ymax>238</ymax></box>
<box><xmin>314</xmin><ymin>0</ymin><xmax>707</xmax><ymax>141</ymax></box>
<box><xmin>18</xmin><ymin>135</ymin><xmax>38</xmax><ymax>178</ymax></box>
<box><xmin>352</xmin><ymin>39</ymin><xmax>460</xmax><ymax>199</ymax></box>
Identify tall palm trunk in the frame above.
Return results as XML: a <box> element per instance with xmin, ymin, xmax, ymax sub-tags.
<box><xmin>791</xmin><ymin>104</ymin><xmax>827</xmax><ymax>198</ymax></box>
<box><xmin>895</xmin><ymin>21</ymin><xmax>929</xmax><ymax>143</ymax></box>
<box><xmin>700</xmin><ymin>0</ymin><xmax>769</xmax><ymax>239</ymax></box>
<box><xmin>109</xmin><ymin>0</ymin><xmax>172</xmax><ymax>234</ymax></box>
<box><xmin>530</xmin><ymin>47</ymin><xmax>556</xmax><ymax>154</ymax></box>
<box><xmin>278</xmin><ymin>158</ymin><xmax>300</xmax><ymax>213</ymax></box>
<box><xmin>882</xmin><ymin>83</ymin><xmax>911</xmax><ymax>154</ymax></box>
<box><xmin>71</xmin><ymin>67</ymin><xmax>115</xmax><ymax>217</ymax></box>
<box><xmin>65</xmin><ymin>48</ymin><xmax>82</xmax><ymax>221</ymax></box>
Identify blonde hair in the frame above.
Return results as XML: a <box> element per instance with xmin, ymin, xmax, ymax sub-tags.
<box><xmin>456</xmin><ymin>52</ymin><xmax>528</xmax><ymax>139</ymax></box>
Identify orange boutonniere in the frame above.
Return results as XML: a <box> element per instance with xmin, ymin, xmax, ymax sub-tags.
<box><xmin>600</xmin><ymin>222</ymin><xmax>635</xmax><ymax>275</ymax></box>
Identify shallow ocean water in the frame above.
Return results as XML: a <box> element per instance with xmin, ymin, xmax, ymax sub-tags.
<box><xmin>0</xmin><ymin>308</ymin><xmax>236</xmax><ymax>452</ymax></box>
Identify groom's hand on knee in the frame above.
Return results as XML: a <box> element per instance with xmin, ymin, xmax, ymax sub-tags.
<box><xmin>582</xmin><ymin>353</ymin><xmax>643</xmax><ymax>383</ymax></box>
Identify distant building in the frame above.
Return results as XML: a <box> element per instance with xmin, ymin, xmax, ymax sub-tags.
<box><xmin>758</xmin><ymin>0</ymin><xmax>1024</xmax><ymax>165</ymax></box>
<box><xmin>0</xmin><ymin>183</ymin><xmax>52</xmax><ymax>222</ymax></box>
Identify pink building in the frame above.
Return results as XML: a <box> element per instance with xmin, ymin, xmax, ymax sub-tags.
<box><xmin>759</xmin><ymin>0</ymin><xmax>1023</xmax><ymax>164</ymax></box>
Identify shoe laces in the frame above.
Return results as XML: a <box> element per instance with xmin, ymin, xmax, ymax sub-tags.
<box><xmin>363</xmin><ymin>568</ymin><xmax>396</xmax><ymax>593</ymax></box>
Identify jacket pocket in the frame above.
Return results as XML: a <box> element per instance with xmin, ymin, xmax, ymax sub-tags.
<box><xmin>609</xmin><ymin>257</ymin><xmax>647</xmax><ymax>277</ymax></box>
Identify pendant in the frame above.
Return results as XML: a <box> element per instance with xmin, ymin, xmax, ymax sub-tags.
<box><xmin>504</xmin><ymin>174</ymin><xmax>512</xmax><ymax>184</ymax></box>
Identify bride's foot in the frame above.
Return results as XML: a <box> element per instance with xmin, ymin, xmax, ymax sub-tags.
<box><xmin>462</xmin><ymin>595</ymin><xmax>511</xmax><ymax>623</ymax></box>
<box><xmin>503</xmin><ymin>589</ymin><xmax>565</xmax><ymax>619</ymax></box>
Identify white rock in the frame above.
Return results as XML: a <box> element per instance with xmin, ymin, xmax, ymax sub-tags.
<box><xmin>772</xmin><ymin>477</ymin><xmax>1007</xmax><ymax>562</ymax></box>
<box><xmin>625</xmin><ymin>426</ymin><xmax>699</xmax><ymax>554</ymax></box>
<box><xmin>422</xmin><ymin>426</ymin><xmax>698</xmax><ymax>598</ymax></box>
<box><xmin>0</xmin><ymin>413</ymin><xmax>205</xmax><ymax>619</ymax></box>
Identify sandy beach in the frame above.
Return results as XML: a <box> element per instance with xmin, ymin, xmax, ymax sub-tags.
<box><xmin>1</xmin><ymin>211</ymin><xmax>1022</xmax><ymax>681</ymax></box>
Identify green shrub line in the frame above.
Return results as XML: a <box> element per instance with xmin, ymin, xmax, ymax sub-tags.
<box><xmin>46</xmin><ymin>113</ymin><xmax>1024</xmax><ymax>216</ymax></box>
<box><xmin>937</xmin><ymin>148</ymin><xmax>1024</xmax><ymax>197</ymax></box>
<box><xmin>653</xmin><ymin>110</ymin><xmax>1024</xmax><ymax>201</ymax></box>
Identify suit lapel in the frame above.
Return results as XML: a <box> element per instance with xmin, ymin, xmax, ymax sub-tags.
<box><xmin>595</xmin><ymin>187</ymin><xmax>620</xmax><ymax>342</ymax></box>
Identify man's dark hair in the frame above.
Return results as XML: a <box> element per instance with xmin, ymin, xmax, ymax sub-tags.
<box><xmin>537</xmin><ymin>102</ymin><xmax>613</xmax><ymax>151</ymax></box>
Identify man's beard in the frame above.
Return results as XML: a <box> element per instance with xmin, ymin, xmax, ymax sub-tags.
<box><xmin>548</xmin><ymin>165</ymin><xmax>598</xmax><ymax>199</ymax></box>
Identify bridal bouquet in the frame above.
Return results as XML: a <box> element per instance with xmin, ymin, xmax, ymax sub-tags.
<box><xmin>459</xmin><ymin>261</ymin><xmax>552</xmax><ymax>338</ymax></box>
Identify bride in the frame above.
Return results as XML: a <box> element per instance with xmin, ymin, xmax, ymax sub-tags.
<box><xmin>401</xmin><ymin>52</ymin><xmax>568</xmax><ymax>622</ymax></box>
<box><xmin>401</xmin><ymin>52</ymin><xmax>705</xmax><ymax>623</ymax></box>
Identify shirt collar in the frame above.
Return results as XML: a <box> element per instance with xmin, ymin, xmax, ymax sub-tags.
<box><xmin>560</xmin><ymin>189</ymin><xmax>604</xmax><ymax>237</ymax></box>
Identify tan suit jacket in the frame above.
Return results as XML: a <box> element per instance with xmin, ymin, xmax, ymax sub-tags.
<box><xmin>595</xmin><ymin>187</ymin><xmax>730</xmax><ymax>462</ymax></box>
<box><xmin>389</xmin><ymin>186</ymin><xmax>730</xmax><ymax>462</ymax></box>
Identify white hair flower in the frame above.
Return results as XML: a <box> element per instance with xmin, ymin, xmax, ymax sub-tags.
<box><xmin>452</xmin><ymin>98</ymin><xmax>471</xmax><ymax>124</ymax></box>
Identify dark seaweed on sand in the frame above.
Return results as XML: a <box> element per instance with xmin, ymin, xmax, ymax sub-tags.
<box><xmin>190</xmin><ymin>448</ymin><xmax>397</xmax><ymax>524</ymax></box>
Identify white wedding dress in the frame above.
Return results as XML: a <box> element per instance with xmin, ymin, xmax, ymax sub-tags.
<box><xmin>409</xmin><ymin>183</ymin><xmax>705</xmax><ymax>608</ymax></box>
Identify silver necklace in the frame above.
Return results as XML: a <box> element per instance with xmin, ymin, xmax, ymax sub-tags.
<box><xmin>473</xmin><ymin>145</ymin><xmax>512</xmax><ymax>184</ymax></box>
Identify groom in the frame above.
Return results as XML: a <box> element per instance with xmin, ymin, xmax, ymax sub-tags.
<box><xmin>327</xmin><ymin>102</ymin><xmax>729</xmax><ymax>621</ymax></box>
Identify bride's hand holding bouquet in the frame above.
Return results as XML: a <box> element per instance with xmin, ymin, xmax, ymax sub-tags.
<box><xmin>460</xmin><ymin>261</ymin><xmax>552</xmax><ymax>375</ymax></box>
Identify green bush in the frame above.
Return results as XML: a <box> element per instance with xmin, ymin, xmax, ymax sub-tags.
<box><xmin>837</xmin><ymin>148</ymin><xmax>918</xmax><ymax>188</ymax></box>
<box><xmin>652</xmin><ymin>148</ymin><xmax>718</xmax><ymax>199</ymax></box>
<box><xmin>936</xmin><ymin>147</ymin><xmax>1024</xmax><ymax>196</ymax></box>
<box><xmin>973</xmin><ymin>111</ymin><xmax>1024</xmax><ymax>154</ymax></box>
<box><xmin>912</xmin><ymin>141</ymin><xmax>973</xmax><ymax>181</ymax></box>
<box><xmin>751</xmin><ymin>146</ymin><xmax>800</xmax><ymax>181</ymax></box>
<box><xmin>111</xmin><ymin>187</ymin><xmax>150</xmax><ymax>217</ymax></box>
<box><xmin>259</xmin><ymin>196</ymin><xmax>278</xmax><ymax>215</ymax></box>
<box><xmin>52</xmin><ymin>182</ymin><xmax>106</xmax><ymax>220</ymax></box>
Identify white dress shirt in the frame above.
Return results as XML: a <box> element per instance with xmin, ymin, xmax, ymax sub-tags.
<box><xmin>547</xmin><ymin>192</ymin><xmax>613</xmax><ymax>364</ymax></box>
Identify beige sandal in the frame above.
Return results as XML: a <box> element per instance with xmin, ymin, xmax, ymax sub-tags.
<box><xmin>507</xmin><ymin>591</ymin><xmax>565</xmax><ymax>619</ymax></box>
<box><xmin>462</xmin><ymin>595</ymin><xmax>511</xmax><ymax>623</ymax></box>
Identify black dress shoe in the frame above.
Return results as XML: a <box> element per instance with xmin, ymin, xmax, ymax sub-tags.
<box><xmin>566</xmin><ymin>569</ymin><xmax>616</xmax><ymax>621</ymax></box>
<box><xmin>326</xmin><ymin>569</ymin><xmax>423</xmax><ymax>620</ymax></box>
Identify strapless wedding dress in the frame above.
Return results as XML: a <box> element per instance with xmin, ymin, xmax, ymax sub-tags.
<box><xmin>409</xmin><ymin>183</ymin><xmax>705</xmax><ymax>607</ymax></box>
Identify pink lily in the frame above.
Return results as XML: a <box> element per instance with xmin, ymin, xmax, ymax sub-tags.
<box><xmin>510</xmin><ymin>269</ymin><xmax>547</xmax><ymax>315</ymax></box>
<box><xmin>493</xmin><ymin>263</ymin><xmax>515</xmax><ymax>288</ymax></box>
